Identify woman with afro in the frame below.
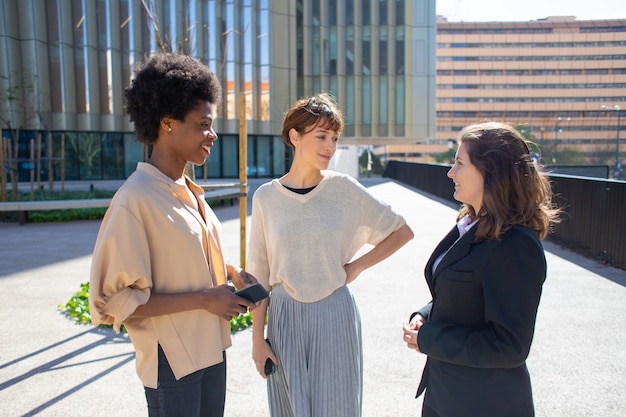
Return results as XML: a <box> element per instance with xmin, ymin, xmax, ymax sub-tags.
<box><xmin>89</xmin><ymin>54</ymin><xmax>258</xmax><ymax>417</ymax></box>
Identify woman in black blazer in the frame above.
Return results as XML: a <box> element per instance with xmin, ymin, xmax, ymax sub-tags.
<box><xmin>403</xmin><ymin>122</ymin><xmax>560</xmax><ymax>417</ymax></box>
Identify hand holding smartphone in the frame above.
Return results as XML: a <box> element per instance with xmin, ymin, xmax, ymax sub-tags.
<box><xmin>234</xmin><ymin>283</ymin><xmax>268</xmax><ymax>303</ymax></box>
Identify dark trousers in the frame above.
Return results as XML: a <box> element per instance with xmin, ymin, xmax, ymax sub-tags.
<box><xmin>144</xmin><ymin>345</ymin><xmax>227</xmax><ymax>417</ymax></box>
<box><xmin>421</xmin><ymin>398</ymin><xmax>534</xmax><ymax>417</ymax></box>
<box><xmin>422</xmin><ymin>403</ymin><xmax>441</xmax><ymax>417</ymax></box>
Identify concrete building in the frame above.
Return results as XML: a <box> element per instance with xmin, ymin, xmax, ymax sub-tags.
<box><xmin>0</xmin><ymin>0</ymin><xmax>436</xmax><ymax>182</ymax></box>
<box><xmin>384</xmin><ymin>15</ymin><xmax>626</xmax><ymax>178</ymax></box>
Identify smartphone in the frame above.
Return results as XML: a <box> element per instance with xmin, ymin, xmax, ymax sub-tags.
<box><xmin>234</xmin><ymin>283</ymin><xmax>269</xmax><ymax>303</ymax></box>
<box><xmin>264</xmin><ymin>338</ymin><xmax>276</xmax><ymax>376</ymax></box>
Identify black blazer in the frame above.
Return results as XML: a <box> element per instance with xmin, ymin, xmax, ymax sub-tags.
<box><xmin>413</xmin><ymin>224</ymin><xmax>546</xmax><ymax>417</ymax></box>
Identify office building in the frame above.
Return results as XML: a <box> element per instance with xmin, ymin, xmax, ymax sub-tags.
<box><xmin>0</xmin><ymin>0</ymin><xmax>436</xmax><ymax>183</ymax></box>
<box><xmin>387</xmin><ymin>15</ymin><xmax>625</xmax><ymax>178</ymax></box>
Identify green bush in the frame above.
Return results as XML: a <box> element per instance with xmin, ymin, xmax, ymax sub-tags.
<box><xmin>29</xmin><ymin>207</ymin><xmax>109</xmax><ymax>222</ymax></box>
<box><xmin>59</xmin><ymin>282</ymin><xmax>253</xmax><ymax>333</ymax></box>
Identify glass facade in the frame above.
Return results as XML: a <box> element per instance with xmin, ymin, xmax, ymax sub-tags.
<box><xmin>0</xmin><ymin>0</ymin><xmax>284</xmax><ymax>182</ymax></box>
<box><xmin>293</xmin><ymin>0</ymin><xmax>425</xmax><ymax>140</ymax></box>
<box><xmin>0</xmin><ymin>0</ymin><xmax>435</xmax><ymax>183</ymax></box>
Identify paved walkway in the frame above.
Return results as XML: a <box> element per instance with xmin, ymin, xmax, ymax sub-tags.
<box><xmin>0</xmin><ymin>178</ymin><xmax>625</xmax><ymax>417</ymax></box>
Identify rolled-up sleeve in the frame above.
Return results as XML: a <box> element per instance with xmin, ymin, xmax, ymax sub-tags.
<box><xmin>89</xmin><ymin>205</ymin><xmax>152</xmax><ymax>333</ymax></box>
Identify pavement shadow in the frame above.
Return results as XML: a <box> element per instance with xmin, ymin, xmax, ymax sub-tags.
<box><xmin>1</xmin><ymin>327</ymin><xmax>134</xmax><ymax>416</ymax></box>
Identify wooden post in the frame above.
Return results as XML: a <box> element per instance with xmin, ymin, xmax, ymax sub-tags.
<box><xmin>238</xmin><ymin>92</ymin><xmax>247</xmax><ymax>268</ymax></box>
<box><xmin>29</xmin><ymin>139</ymin><xmax>35</xmax><ymax>200</ymax></box>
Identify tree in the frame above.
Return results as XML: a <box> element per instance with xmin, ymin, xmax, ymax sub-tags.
<box><xmin>140</xmin><ymin>0</ymin><xmax>193</xmax><ymax>55</ymax></box>
<box><xmin>429</xmin><ymin>150</ymin><xmax>454</xmax><ymax>164</ymax></box>
<box><xmin>139</xmin><ymin>0</ymin><xmax>246</xmax><ymax>180</ymax></box>
<box><xmin>68</xmin><ymin>133</ymin><xmax>102</xmax><ymax>179</ymax></box>
<box><xmin>358</xmin><ymin>148</ymin><xmax>384</xmax><ymax>175</ymax></box>
<box><xmin>552</xmin><ymin>147</ymin><xmax>587</xmax><ymax>165</ymax></box>
<box><xmin>0</xmin><ymin>72</ymin><xmax>39</xmax><ymax>201</ymax></box>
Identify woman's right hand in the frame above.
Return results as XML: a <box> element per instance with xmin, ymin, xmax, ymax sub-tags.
<box><xmin>252</xmin><ymin>338</ymin><xmax>278</xmax><ymax>379</ymax></box>
<box><xmin>402</xmin><ymin>314</ymin><xmax>425</xmax><ymax>352</ymax></box>
<box><xmin>200</xmin><ymin>285</ymin><xmax>253</xmax><ymax>321</ymax></box>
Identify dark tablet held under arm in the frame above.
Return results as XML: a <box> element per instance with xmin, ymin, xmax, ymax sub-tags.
<box><xmin>235</xmin><ymin>283</ymin><xmax>269</xmax><ymax>303</ymax></box>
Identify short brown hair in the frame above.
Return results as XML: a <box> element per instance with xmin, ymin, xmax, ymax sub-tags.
<box><xmin>281</xmin><ymin>93</ymin><xmax>344</xmax><ymax>148</ymax></box>
<box><xmin>457</xmin><ymin>122</ymin><xmax>559</xmax><ymax>240</ymax></box>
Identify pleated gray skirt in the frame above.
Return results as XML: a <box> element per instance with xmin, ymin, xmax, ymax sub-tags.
<box><xmin>266</xmin><ymin>284</ymin><xmax>363</xmax><ymax>417</ymax></box>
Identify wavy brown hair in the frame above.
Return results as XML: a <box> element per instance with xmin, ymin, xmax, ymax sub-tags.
<box><xmin>281</xmin><ymin>93</ymin><xmax>344</xmax><ymax>148</ymax></box>
<box><xmin>456</xmin><ymin>122</ymin><xmax>559</xmax><ymax>240</ymax></box>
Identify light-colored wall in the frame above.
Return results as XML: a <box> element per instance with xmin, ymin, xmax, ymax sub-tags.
<box><xmin>328</xmin><ymin>145</ymin><xmax>359</xmax><ymax>178</ymax></box>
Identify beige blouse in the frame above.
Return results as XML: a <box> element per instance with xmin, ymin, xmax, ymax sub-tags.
<box><xmin>89</xmin><ymin>162</ymin><xmax>231</xmax><ymax>388</ymax></box>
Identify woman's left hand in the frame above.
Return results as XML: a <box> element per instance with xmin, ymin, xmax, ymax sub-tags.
<box><xmin>344</xmin><ymin>261</ymin><xmax>365</xmax><ymax>285</ymax></box>
<box><xmin>343</xmin><ymin>224</ymin><xmax>414</xmax><ymax>285</ymax></box>
<box><xmin>228</xmin><ymin>265</ymin><xmax>258</xmax><ymax>289</ymax></box>
<box><xmin>228</xmin><ymin>266</ymin><xmax>262</xmax><ymax>311</ymax></box>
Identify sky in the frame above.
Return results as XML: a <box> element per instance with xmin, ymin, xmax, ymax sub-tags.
<box><xmin>436</xmin><ymin>0</ymin><xmax>626</xmax><ymax>22</ymax></box>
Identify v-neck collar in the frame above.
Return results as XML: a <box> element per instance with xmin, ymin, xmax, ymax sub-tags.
<box><xmin>140</xmin><ymin>163</ymin><xmax>208</xmax><ymax>226</ymax></box>
<box><xmin>272</xmin><ymin>173</ymin><xmax>331</xmax><ymax>202</ymax></box>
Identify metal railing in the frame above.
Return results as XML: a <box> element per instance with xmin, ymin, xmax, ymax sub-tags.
<box><xmin>384</xmin><ymin>160</ymin><xmax>626</xmax><ymax>270</ymax></box>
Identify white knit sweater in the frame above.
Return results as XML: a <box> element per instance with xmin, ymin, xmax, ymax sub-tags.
<box><xmin>246</xmin><ymin>171</ymin><xmax>406</xmax><ymax>302</ymax></box>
